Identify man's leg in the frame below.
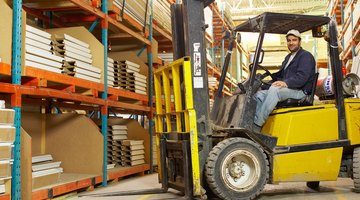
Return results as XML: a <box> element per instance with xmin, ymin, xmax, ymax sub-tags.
<box><xmin>254</xmin><ymin>90</ymin><xmax>269</xmax><ymax>127</ymax></box>
<box><xmin>254</xmin><ymin>86</ymin><xmax>306</xmax><ymax>126</ymax></box>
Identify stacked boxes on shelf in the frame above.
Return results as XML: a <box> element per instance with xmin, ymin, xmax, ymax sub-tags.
<box><xmin>53</xmin><ymin>34</ymin><xmax>102</xmax><ymax>83</ymax></box>
<box><xmin>107</xmin><ymin>125</ymin><xmax>128</xmax><ymax>167</ymax></box>
<box><xmin>120</xmin><ymin>140</ymin><xmax>145</xmax><ymax>166</ymax></box>
<box><xmin>107</xmin><ymin>57</ymin><xmax>119</xmax><ymax>88</ymax></box>
<box><xmin>31</xmin><ymin>154</ymin><xmax>63</xmax><ymax>189</ymax></box>
<box><xmin>118</xmin><ymin>60</ymin><xmax>147</xmax><ymax>95</ymax></box>
<box><xmin>0</xmin><ymin>101</ymin><xmax>15</xmax><ymax>195</ymax></box>
<box><xmin>112</xmin><ymin>0</ymin><xmax>150</xmax><ymax>26</ymax></box>
<box><xmin>25</xmin><ymin>25</ymin><xmax>63</xmax><ymax>73</ymax></box>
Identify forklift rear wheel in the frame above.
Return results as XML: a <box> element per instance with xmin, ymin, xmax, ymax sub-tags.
<box><xmin>306</xmin><ymin>181</ymin><xmax>320</xmax><ymax>190</ymax></box>
<box><xmin>205</xmin><ymin>137</ymin><xmax>269</xmax><ymax>200</ymax></box>
<box><xmin>353</xmin><ymin>146</ymin><xmax>360</xmax><ymax>192</ymax></box>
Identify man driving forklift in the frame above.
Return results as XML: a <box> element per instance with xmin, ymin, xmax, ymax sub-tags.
<box><xmin>253</xmin><ymin>29</ymin><xmax>316</xmax><ymax>132</ymax></box>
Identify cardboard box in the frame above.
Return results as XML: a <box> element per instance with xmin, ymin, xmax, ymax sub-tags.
<box><xmin>0</xmin><ymin>0</ymin><xmax>12</xmax><ymax>64</ymax></box>
<box><xmin>21</xmin><ymin>113</ymin><xmax>103</xmax><ymax>174</ymax></box>
<box><xmin>0</xmin><ymin>160</ymin><xmax>11</xmax><ymax>178</ymax></box>
<box><xmin>0</xmin><ymin>109</ymin><xmax>15</xmax><ymax>125</ymax></box>
<box><xmin>0</xmin><ymin>178</ymin><xmax>11</xmax><ymax>195</ymax></box>
<box><xmin>0</xmin><ymin>126</ymin><xmax>15</xmax><ymax>143</ymax></box>
<box><xmin>0</xmin><ymin>143</ymin><xmax>12</xmax><ymax>160</ymax></box>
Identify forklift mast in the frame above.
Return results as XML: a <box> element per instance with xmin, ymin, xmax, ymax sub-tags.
<box><xmin>171</xmin><ymin>0</ymin><xmax>214</xmax><ymax>183</ymax></box>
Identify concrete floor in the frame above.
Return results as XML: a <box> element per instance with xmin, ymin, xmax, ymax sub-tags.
<box><xmin>68</xmin><ymin>174</ymin><xmax>359</xmax><ymax>200</ymax></box>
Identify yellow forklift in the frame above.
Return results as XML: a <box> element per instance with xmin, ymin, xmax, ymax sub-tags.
<box><xmin>151</xmin><ymin>10</ymin><xmax>360</xmax><ymax>200</ymax></box>
<box><xmin>83</xmin><ymin>0</ymin><xmax>360</xmax><ymax>199</ymax></box>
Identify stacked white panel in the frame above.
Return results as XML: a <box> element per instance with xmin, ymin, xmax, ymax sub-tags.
<box><xmin>107</xmin><ymin>57</ymin><xmax>119</xmax><ymax>88</ymax></box>
<box><xmin>117</xmin><ymin>60</ymin><xmax>147</xmax><ymax>95</ymax></box>
<box><xmin>0</xmin><ymin>105</ymin><xmax>15</xmax><ymax>194</ymax></box>
<box><xmin>31</xmin><ymin>154</ymin><xmax>63</xmax><ymax>178</ymax></box>
<box><xmin>120</xmin><ymin>140</ymin><xmax>145</xmax><ymax>166</ymax></box>
<box><xmin>107</xmin><ymin>125</ymin><xmax>128</xmax><ymax>166</ymax></box>
<box><xmin>25</xmin><ymin>25</ymin><xmax>63</xmax><ymax>73</ymax></box>
<box><xmin>54</xmin><ymin>34</ymin><xmax>102</xmax><ymax>83</ymax></box>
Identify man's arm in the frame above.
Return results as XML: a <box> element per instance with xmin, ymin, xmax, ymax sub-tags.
<box><xmin>283</xmin><ymin>52</ymin><xmax>315</xmax><ymax>89</ymax></box>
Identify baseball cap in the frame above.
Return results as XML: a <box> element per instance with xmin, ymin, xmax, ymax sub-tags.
<box><xmin>286</xmin><ymin>29</ymin><xmax>301</xmax><ymax>38</ymax></box>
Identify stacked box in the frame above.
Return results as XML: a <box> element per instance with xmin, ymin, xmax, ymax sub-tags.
<box><xmin>31</xmin><ymin>154</ymin><xmax>63</xmax><ymax>189</ymax></box>
<box><xmin>120</xmin><ymin>140</ymin><xmax>145</xmax><ymax>166</ymax></box>
<box><xmin>107</xmin><ymin>125</ymin><xmax>128</xmax><ymax>166</ymax></box>
<box><xmin>25</xmin><ymin>25</ymin><xmax>63</xmax><ymax>73</ymax></box>
<box><xmin>107</xmin><ymin>57</ymin><xmax>119</xmax><ymax>88</ymax></box>
<box><xmin>53</xmin><ymin>34</ymin><xmax>102</xmax><ymax>83</ymax></box>
<box><xmin>113</xmin><ymin>0</ymin><xmax>150</xmax><ymax>26</ymax></box>
<box><xmin>0</xmin><ymin>105</ymin><xmax>15</xmax><ymax>195</ymax></box>
<box><xmin>118</xmin><ymin>60</ymin><xmax>147</xmax><ymax>95</ymax></box>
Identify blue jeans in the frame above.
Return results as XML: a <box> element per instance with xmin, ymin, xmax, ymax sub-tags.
<box><xmin>254</xmin><ymin>86</ymin><xmax>306</xmax><ymax>126</ymax></box>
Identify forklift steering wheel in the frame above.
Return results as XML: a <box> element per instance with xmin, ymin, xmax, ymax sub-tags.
<box><xmin>257</xmin><ymin>64</ymin><xmax>274</xmax><ymax>80</ymax></box>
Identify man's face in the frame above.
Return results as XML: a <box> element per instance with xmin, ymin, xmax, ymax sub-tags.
<box><xmin>286</xmin><ymin>35</ymin><xmax>301</xmax><ymax>53</ymax></box>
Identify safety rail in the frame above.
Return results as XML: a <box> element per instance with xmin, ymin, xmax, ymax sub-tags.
<box><xmin>153</xmin><ymin>56</ymin><xmax>201</xmax><ymax>196</ymax></box>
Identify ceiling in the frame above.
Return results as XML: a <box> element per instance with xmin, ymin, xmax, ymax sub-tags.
<box><xmin>216</xmin><ymin>0</ymin><xmax>329</xmax><ymax>23</ymax></box>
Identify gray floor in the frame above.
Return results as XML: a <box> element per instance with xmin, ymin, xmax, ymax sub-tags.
<box><xmin>68</xmin><ymin>174</ymin><xmax>359</xmax><ymax>200</ymax></box>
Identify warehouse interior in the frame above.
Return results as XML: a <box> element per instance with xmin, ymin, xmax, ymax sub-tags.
<box><xmin>0</xmin><ymin>0</ymin><xmax>360</xmax><ymax>200</ymax></box>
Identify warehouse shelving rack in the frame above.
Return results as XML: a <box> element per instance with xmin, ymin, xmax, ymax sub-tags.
<box><xmin>328</xmin><ymin>0</ymin><xmax>360</xmax><ymax>66</ymax></box>
<box><xmin>209</xmin><ymin>2</ymin><xmax>249</xmax><ymax>96</ymax></box>
<box><xmin>0</xmin><ymin>0</ymin><xmax>167</xmax><ymax>199</ymax></box>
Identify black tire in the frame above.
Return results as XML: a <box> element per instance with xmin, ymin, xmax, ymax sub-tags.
<box><xmin>205</xmin><ymin>138</ymin><xmax>269</xmax><ymax>200</ymax></box>
<box><xmin>353</xmin><ymin>147</ymin><xmax>360</xmax><ymax>193</ymax></box>
<box><xmin>306</xmin><ymin>181</ymin><xmax>320</xmax><ymax>190</ymax></box>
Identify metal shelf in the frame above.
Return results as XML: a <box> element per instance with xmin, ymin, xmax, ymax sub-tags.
<box><xmin>3</xmin><ymin>0</ymin><xmax>160</xmax><ymax>198</ymax></box>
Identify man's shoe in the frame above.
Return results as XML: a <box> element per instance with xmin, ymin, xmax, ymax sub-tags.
<box><xmin>253</xmin><ymin>124</ymin><xmax>262</xmax><ymax>133</ymax></box>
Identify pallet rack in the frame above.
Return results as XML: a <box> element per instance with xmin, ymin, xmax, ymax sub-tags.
<box><xmin>0</xmin><ymin>0</ymin><xmax>159</xmax><ymax>199</ymax></box>
<box><xmin>329</xmin><ymin>0</ymin><xmax>360</xmax><ymax>66</ymax></box>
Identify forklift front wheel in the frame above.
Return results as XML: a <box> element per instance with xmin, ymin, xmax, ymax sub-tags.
<box><xmin>205</xmin><ymin>137</ymin><xmax>269</xmax><ymax>200</ymax></box>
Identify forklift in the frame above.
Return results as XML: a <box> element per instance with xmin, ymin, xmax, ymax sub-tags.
<box><xmin>150</xmin><ymin>1</ymin><xmax>360</xmax><ymax>199</ymax></box>
<box><xmin>83</xmin><ymin>0</ymin><xmax>360</xmax><ymax>199</ymax></box>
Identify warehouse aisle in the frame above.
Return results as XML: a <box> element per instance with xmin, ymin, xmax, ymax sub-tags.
<box><xmin>69</xmin><ymin>174</ymin><xmax>359</xmax><ymax>200</ymax></box>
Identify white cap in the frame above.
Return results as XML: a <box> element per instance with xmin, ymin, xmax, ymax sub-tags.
<box><xmin>286</xmin><ymin>29</ymin><xmax>301</xmax><ymax>38</ymax></box>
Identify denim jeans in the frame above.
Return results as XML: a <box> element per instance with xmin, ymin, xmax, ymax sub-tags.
<box><xmin>254</xmin><ymin>86</ymin><xmax>306</xmax><ymax>126</ymax></box>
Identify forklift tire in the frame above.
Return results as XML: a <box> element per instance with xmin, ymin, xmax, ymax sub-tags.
<box><xmin>306</xmin><ymin>181</ymin><xmax>320</xmax><ymax>190</ymax></box>
<box><xmin>354</xmin><ymin>147</ymin><xmax>360</xmax><ymax>193</ymax></box>
<box><xmin>205</xmin><ymin>137</ymin><xmax>269</xmax><ymax>200</ymax></box>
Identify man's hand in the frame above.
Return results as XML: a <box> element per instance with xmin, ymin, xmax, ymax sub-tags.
<box><xmin>272</xmin><ymin>81</ymin><xmax>288</xmax><ymax>88</ymax></box>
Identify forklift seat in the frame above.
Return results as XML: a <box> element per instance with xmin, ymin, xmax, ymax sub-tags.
<box><xmin>276</xmin><ymin>73</ymin><xmax>319</xmax><ymax>108</ymax></box>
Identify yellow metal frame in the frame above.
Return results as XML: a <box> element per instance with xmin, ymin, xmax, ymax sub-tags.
<box><xmin>154</xmin><ymin>57</ymin><xmax>201</xmax><ymax>196</ymax></box>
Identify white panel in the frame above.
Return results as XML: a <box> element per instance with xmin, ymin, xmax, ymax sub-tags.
<box><xmin>64</xmin><ymin>45</ymin><xmax>92</xmax><ymax>59</ymax></box>
<box><xmin>25</xmin><ymin>60</ymin><xmax>62</xmax><ymax>74</ymax></box>
<box><xmin>64</xmin><ymin>51</ymin><xmax>93</xmax><ymax>64</ymax></box>
<box><xmin>26</xmin><ymin>25</ymin><xmax>51</xmax><ymax>39</ymax></box>
<box><xmin>63</xmin><ymin>40</ymin><xmax>91</xmax><ymax>54</ymax></box>
<box><xmin>64</xmin><ymin>56</ymin><xmax>102</xmax><ymax>74</ymax></box>
<box><xmin>25</xmin><ymin>31</ymin><xmax>52</xmax><ymax>45</ymax></box>
<box><xmin>26</xmin><ymin>53</ymin><xmax>62</xmax><ymax>68</ymax></box>
<box><xmin>64</xmin><ymin>34</ymin><xmax>90</xmax><ymax>48</ymax></box>
<box><xmin>25</xmin><ymin>39</ymin><xmax>52</xmax><ymax>51</ymax></box>
<box><xmin>26</xmin><ymin>45</ymin><xmax>63</xmax><ymax>63</ymax></box>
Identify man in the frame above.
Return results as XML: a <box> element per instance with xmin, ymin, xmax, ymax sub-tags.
<box><xmin>253</xmin><ymin>29</ymin><xmax>316</xmax><ymax>132</ymax></box>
